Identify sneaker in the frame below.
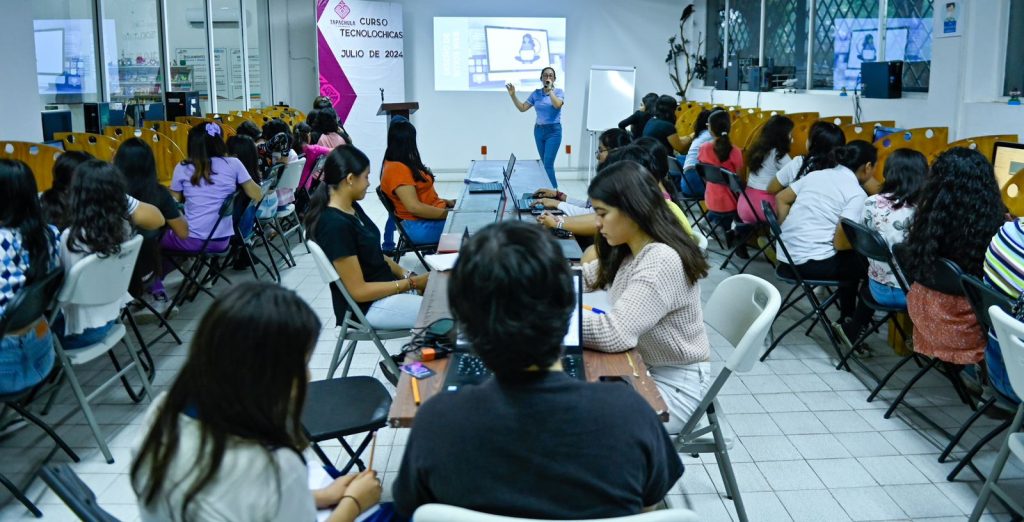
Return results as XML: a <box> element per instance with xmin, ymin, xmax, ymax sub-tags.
<box><xmin>831</xmin><ymin>321</ymin><xmax>855</xmax><ymax>351</ymax></box>
<box><xmin>135</xmin><ymin>292</ymin><xmax>177</xmax><ymax>324</ymax></box>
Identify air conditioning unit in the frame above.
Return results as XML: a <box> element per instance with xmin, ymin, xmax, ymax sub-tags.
<box><xmin>185</xmin><ymin>7</ymin><xmax>251</xmax><ymax>28</ymax></box>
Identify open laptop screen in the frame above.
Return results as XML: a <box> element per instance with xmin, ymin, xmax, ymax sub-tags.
<box><xmin>563</xmin><ymin>270</ymin><xmax>583</xmax><ymax>348</ymax></box>
<box><xmin>993</xmin><ymin>142</ymin><xmax>1024</xmax><ymax>190</ymax></box>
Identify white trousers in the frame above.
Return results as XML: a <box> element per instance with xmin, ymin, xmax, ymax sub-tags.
<box><xmin>363</xmin><ymin>293</ymin><xmax>423</xmax><ymax>330</ymax></box>
<box><xmin>649</xmin><ymin>362</ymin><xmax>713</xmax><ymax>434</ymax></box>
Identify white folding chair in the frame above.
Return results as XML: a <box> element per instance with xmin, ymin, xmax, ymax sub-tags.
<box><xmin>674</xmin><ymin>274</ymin><xmax>782</xmax><ymax>522</ymax></box>
<box><xmin>266</xmin><ymin>158</ymin><xmax>308</xmax><ymax>265</ymax></box>
<box><xmin>968</xmin><ymin>306</ymin><xmax>1024</xmax><ymax>520</ymax></box>
<box><xmin>306</xmin><ymin>240</ymin><xmax>411</xmax><ymax>382</ymax></box>
<box><xmin>413</xmin><ymin>504</ymin><xmax>700</xmax><ymax>522</ymax></box>
<box><xmin>48</xmin><ymin>235</ymin><xmax>155</xmax><ymax>463</ymax></box>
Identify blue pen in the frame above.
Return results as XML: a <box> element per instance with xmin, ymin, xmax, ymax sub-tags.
<box><xmin>583</xmin><ymin>305</ymin><xmax>605</xmax><ymax>314</ymax></box>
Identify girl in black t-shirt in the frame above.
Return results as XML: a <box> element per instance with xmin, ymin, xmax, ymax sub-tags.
<box><xmin>303</xmin><ymin>146</ymin><xmax>428</xmax><ymax>333</ymax></box>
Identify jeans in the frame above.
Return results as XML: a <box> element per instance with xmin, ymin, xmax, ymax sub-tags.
<box><xmin>400</xmin><ymin>219</ymin><xmax>445</xmax><ymax>246</ymax></box>
<box><xmin>53</xmin><ymin>316</ymin><xmax>116</xmax><ymax>350</ymax></box>
<box><xmin>534</xmin><ymin>123</ymin><xmax>562</xmax><ymax>188</ymax></box>
<box><xmin>986</xmin><ymin>332</ymin><xmax>1021</xmax><ymax>403</ymax></box>
<box><xmin>0</xmin><ymin>320</ymin><xmax>55</xmax><ymax>395</ymax></box>
<box><xmin>650</xmin><ymin>362</ymin><xmax>712</xmax><ymax>434</ymax></box>
<box><xmin>678</xmin><ymin>164</ymin><xmax>705</xmax><ymax>198</ymax></box>
<box><xmin>868</xmin><ymin>279</ymin><xmax>907</xmax><ymax>308</ymax></box>
<box><xmin>364</xmin><ymin>293</ymin><xmax>424</xmax><ymax>330</ymax></box>
<box><xmin>382</xmin><ymin>216</ymin><xmax>397</xmax><ymax>251</ymax></box>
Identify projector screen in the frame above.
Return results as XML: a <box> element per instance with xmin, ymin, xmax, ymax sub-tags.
<box><xmin>434</xmin><ymin>17</ymin><xmax>566</xmax><ymax>92</ymax></box>
<box><xmin>35</xmin><ymin>29</ymin><xmax>64</xmax><ymax>75</ymax></box>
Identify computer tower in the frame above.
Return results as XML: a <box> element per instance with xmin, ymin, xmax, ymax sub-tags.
<box><xmin>745</xmin><ymin>67</ymin><xmax>768</xmax><ymax>92</ymax></box>
<box><xmin>862</xmin><ymin>61</ymin><xmax>903</xmax><ymax>99</ymax></box>
<box><xmin>165</xmin><ymin>91</ymin><xmax>202</xmax><ymax>120</ymax></box>
<box><xmin>40</xmin><ymin>110</ymin><xmax>72</xmax><ymax>142</ymax></box>
<box><xmin>83</xmin><ymin>102</ymin><xmax>110</xmax><ymax>134</ymax></box>
<box><xmin>727</xmin><ymin>62</ymin><xmax>742</xmax><ymax>90</ymax></box>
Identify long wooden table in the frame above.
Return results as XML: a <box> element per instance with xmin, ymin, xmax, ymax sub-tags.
<box><xmin>387</xmin><ymin>273</ymin><xmax>669</xmax><ymax>428</ymax></box>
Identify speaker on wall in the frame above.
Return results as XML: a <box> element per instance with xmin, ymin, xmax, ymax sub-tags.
<box><xmin>862</xmin><ymin>61</ymin><xmax>903</xmax><ymax>99</ymax></box>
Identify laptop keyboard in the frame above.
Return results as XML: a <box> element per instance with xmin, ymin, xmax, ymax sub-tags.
<box><xmin>468</xmin><ymin>182</ymin><xmax>502</xmax><ymax>193</ymax></box>
<box><xmin>453</xmin><ymin>353</ymin><xmax>584</xmax><ymax>380</ymax></box>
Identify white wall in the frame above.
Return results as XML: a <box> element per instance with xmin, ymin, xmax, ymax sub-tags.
<box><xmin>0</xmin><ymin>0</ymin><xmax>44</xmax><ymax>141</ymax></box>
<box><xmin>276</xmin><ymin>0</ymin><xmax>681</xmax><ymax>175</ymax></box>
<box><xmin>685</xmin><ymin>0</ymin><xmax>1024</xmax><ymax>142</ymax></box>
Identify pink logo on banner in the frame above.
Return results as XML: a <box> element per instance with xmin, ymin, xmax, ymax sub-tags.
<box><xmin>316</xmin><ymin>0</ymin><xmax>357</xmax><ymax>123</ymax></box>
<box><xmin>335</xmin><ymin>1</ymin><xmax>351</xmax><ymax>20</ymax></box>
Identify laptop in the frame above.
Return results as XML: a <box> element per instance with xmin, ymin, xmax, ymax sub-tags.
<box><xmin>467</xmin><ymin>153</ymin><xmax>516</xmax><ymax>194</ymax></box>
<box><xmin>992</xmin><ymin>141</ymin><xmax>1024</xmax><ymax>189</ymax></box>
<box><xmin>442</xmin><ymin>268</ymin><xmax>586</xmax><ymax>392</ymax></box>
<box><xmin>502</xmin><ymin>163</ymin><xmax>562</xmax><ymax>216</ymax></box>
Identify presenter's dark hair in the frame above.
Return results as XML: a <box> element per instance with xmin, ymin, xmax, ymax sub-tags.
<box><xmin>642</xmin><ymin>92</ymin><xmax>659</xmax><ymax>115</ymax></box>
<box><xmin>66</xmin><ymin>159</ymin><xmax>129</xmax><ymax>257</ymax></box>
<box><xmin>599</xmin><ymin>128</ymin><xmax>632</xmax><ymax>151</ymax></box>
<box><xmin>384</xmin><ymin>120</ymin><xmax>433</xmax><ymax>183</ymax></box>
<box><xmin>747</xmin><ymin>115</ymin><xmax>794</xmax><ymax>173</ymax></box>
<box><xmin>589</xmin><ymin>161</ymin><xmax>708</xmax><ymax>289</ymax></box>
<box><xmin>879</xmin><ymin>148</ymin><xmax>928</xmax><ymax>209</ymax></box>
<box><xmin>184</xmin><ymin>122</ymin><xmax>228</xmax><ymax>186</ymax></box>
<box><xmin>903</xmin><ymin>147</ymin><xmax>1005</xmax><ymax>281</ymax></box>
<box><xmin>115</xmin><ymin>138</ymin><xmax>164</xmax><ymax>207</ymax></box>
<box><xmin>707</xmin><ymin>110</ymin><xmax>733</xmax><ymax>163</ymax></box>
<box><xmin>654</xmin><ymin>94</ymin><xmax>677</xmax><ymax>122</ymax></box>
<box><xmin>40</xmin><ymin>150</ymin><xmax>93</xmax><ymax>229</ymax></box>
<box><xmin>303</xmin><ymin>145</ymin><xmax>371</xmax><ymax>235</ymax></box>
<box><xmin>795</xmin><ymin>121</ymin><xmax>845</xmax><ymax>180</ymax></box>
<box><xmin>131</xmin><ymin>282</ymin><xmax>320</xmax><ymax>521</ymax></box>
<box><xmin>540</xmin><ymin>66</ymin><xmax>556</xmax><ymax>80</ymax></box>
<box><xmin>448</xmin><ymin>221</ymin><xmax>574</xmax><ymax>377</ymax></box>
<box><xmin>0</xmin><ymin>159</ymin><xmax>54</xmax><ymax>282</ymax></box>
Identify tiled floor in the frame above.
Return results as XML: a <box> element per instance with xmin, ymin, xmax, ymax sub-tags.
<box><xmin>2</xmin><ymin>180</ymin><xmax>1022</xmax><ymax>521</ymax></box>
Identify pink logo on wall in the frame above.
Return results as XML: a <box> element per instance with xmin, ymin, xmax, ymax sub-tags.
<box><xmin>316</xmin><ymin>0</ymin><xmax>357</xmax><ymax>123</ymax></box>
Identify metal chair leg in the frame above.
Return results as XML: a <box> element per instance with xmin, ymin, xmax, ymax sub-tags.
<box><xmin>710</xmin><ymin>406</ymin><xmax>746</xmax><ymax>522</ymax></box>
<box><xmin>6</xmin><ymin>401</ymin><xmax>79</xmax><ymax>462</ymax></box>
<box><xmin>948</xmin><ymin>416</ymin><xmax>1014</xmax><ymax>482</ymax></box>
<box><xmin>0</xmin><ymin>472</ymin><xmax>42</xmax><ymax>518</ymax></box>
<box><xmin>967</xmin><ymin>406</ymin><xmax>1024</xmax><ymax>521</ymax></box>
<box><xmin>940</xmin><ymin>396</ymin><xmax>997</xmax><ymax>463</ymax></box>
<box><xmin>884</xmin><ymin>358</ymin><xmax>939</xmax><ymax>419</ymax></box>
<box><xmin>62</xmin><ymin>356</ymin><xmax>114</xmax><ymax>463</ymax></box>
<box><xmin>867</xmin><ymin>354</ymin><xmax>917</xmax><ymax>402</ymax></box>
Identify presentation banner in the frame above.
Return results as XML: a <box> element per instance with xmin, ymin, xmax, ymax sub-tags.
<box><xmin>316</xmin><ymin>0</ymin><xmax>405</xmax><ymax>175</ymax></box>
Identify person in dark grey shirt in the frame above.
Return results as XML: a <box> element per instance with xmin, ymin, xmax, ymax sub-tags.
<box><xmin>392</xmin><ymin>221</ymin><xmax>683</xmax><ymax>520</ymax></box>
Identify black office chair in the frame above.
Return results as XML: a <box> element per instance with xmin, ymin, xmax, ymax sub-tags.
<box><xmin>837</xmin><ymin>219</ymin><xmax>911</xmax><ymax>373</ymax></box>
<box><xmin>760</xmin><ymin>201</ymin><xmax>845</xmax><ymax>362</ymax></box>
<box><xmin>883</xmin><ymin>254</ymin><xmax>979</xmax><ymax>420</ymax></box>
<box><xmin>944</xmin><ymin>274</ymin><xmax>1018</xmax><ymax>482</ymax></box>
<box><xmin>0</xmin><ymin>268</ymin><xmax>80</xmax><ymax>518</ymax></box>
<box><xmin>301</xmin><ymin>376</ymin><xmax>392</xmax><ymax>474</ymax></box>
<box><xmin>38</xmin><ymin>464</ymin><xmax>118</xmax><ymax>522</ymax></box>
<box><xmin>376</xmin><ymin>186</ymin><xmax>437</xmax><ymax>271</ymax></box>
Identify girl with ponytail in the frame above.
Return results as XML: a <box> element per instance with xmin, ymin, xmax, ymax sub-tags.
<box><xmin>696</xmin><ymin>110</ymin><xmax>745</xmax><ymax>234</ymax></box>
<box><xmin>304</xmin><ymin>146</ymin><xmax>427</xmax><ymax>349</ymax></box>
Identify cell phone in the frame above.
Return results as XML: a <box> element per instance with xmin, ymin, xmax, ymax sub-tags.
<box><xmin>598</xmin><ymin>375</ymin><xmax>634</xmax><ymax>388</ymax></box>
<box><xmin>401</xmin><ymin>362</ymin><xmax>435</xmax><ymax>379</ymax></box>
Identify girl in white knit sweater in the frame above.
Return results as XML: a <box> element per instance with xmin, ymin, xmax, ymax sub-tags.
<box><xmin>583</xmin><ymin>161</ymin><xmax>712</xmax><ymax>433</ymax></box>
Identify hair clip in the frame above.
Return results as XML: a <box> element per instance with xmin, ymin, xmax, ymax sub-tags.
<box><xmin>206</xmin><ymin>123</ymin><xmax>222</xmax><ymax>137</ymax></box>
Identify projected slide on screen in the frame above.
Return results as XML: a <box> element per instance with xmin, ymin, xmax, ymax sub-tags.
<box><xmin>434</xmin><ymin>17</ymin><xmax>566</xmax><ymax>92</ymax></box>
<box><xmin>34</xmin><ymin>19</ymin><xmax>101</xmax><ymax>96</ymax></box>
<box><xmin>830</xmin><ymin>17</ymin><xmax>932</xmax><ymax>90</ymax></box>
<box><xmin>35</xmin><ymin>29</ymin><xmax>64</xmax><ymax>75</ymax></box>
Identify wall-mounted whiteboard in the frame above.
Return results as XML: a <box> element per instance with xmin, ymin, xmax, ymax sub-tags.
<box><xmin>585</xmin><ymin>65</ymin><xmax>636</xmax><ymax>132</ymax></box>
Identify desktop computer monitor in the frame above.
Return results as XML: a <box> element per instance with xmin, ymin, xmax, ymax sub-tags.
<box><xmin>992</xmin><ymin>142</ymin><xmax>1024</xmax><ymax>189</ymax></box>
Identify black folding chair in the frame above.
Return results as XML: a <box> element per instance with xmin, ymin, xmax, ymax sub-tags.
<box><xmin>719</xmin><ymin>170</ymin><xmax>774</xmax><ymax>272</ymax></box>
<box><xmin>668</xmin><ymin>158</ymin><xmax>712</xmax><ymax>238</ymax></box>
<box><xmin>231</xmin><ymin>167</ymin><xmax>285</xmax><ymax>283</ymax></box>
<box><xmin>837</xmin><ymin>219</ymin><xmax>911</xmax><ymax>374</ymax></box>
<box><xmin>164</xmin><ymin>193</ymin><xmax>239</xmax><ymax>309</ymax></box>
<box><xmin>944</xmin><ymin>274</ymin><xmax>1018</xmax><ymax>482</ymax></box>
<box><xmin>376</xmin><ymin>186</ymin><xmax>436</xmax><ymax>271</ymax></box>
<box><xmin>760</xmin><ymin>201</ymin><xmax>845</xmax><ymax>362</ymax></box>
<box><xmin>38</xmin><ymin>464</ymin><xmax>117</xmax><ymax>522</ymax></box>
<box><xmin>882</xmin><ymin>254</ymin><xmax>979</xmax><ymax>420</ymax></box>
<box><xmin>0</xmin><ymin>269</ymin><xmax>79</xmax><ymax>518</ymax></box>
<box><xmin>301</xmin><ymin>376</ymin><xmax>392</xmax><ymax>474</ymax></box>
<box><xmin>695</xmin><ymin>163</ymin><xmax>734</xmax><ymax>251</ymax></box>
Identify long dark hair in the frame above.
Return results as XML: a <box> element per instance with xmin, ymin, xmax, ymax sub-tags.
<box><xmin>707</xmin><ymin>110</ymin><xmax>733</xmax><ymax>163</ymax></box>
<box><xmin>588</xmin><ymin>162</ymin><xmax>708</xmax><ymax>289</ymax></box>
<box><xmin>692</xmin><ymin>106</ymin><xmax>724</xmax><ymax>136</ymax></box>
<box><xmin>630</xmin><ymin>137</ymin><xmax>680</xmax><ymax>201</ymax></box>
<box><xmin>185</xmin><ymin>122</ymin><xmax>228</xmax><ymax>186</ymax></box>
<box><xmin>313</xmin><ymin>107</ymin><xmax>352</xmax><ymax>145</ymax></box>
<box><xmin>641</xmin><ymin>92</ymin><xmax>659</xmax><ymax>115</ymax></box>
<box><xmin>227</xmin><ymin>135</ymin><xmax>261</xmax><ymax>183</ymax></box>
<box><xmin>0</xmin><ymin>160</ymin><xmax>54</xmax><ymax>281</ymax></box>
<box><xmin>40</xmin><ymin>151</ymin><xmax>93</xmax><ymax>230</ymax></box>
<box><xmin>292</xmin><ymin>122</ymin><xmax>313</xmax><ymax>155</ymax></box>
<box><xmin>903</xmin><ymin>147</ymin><xmax>1006</xmax><ymax>281</ymax></box>
<box><xmin>303</xmin><ymin>145</ymin><xmax>372</xmax><ymax>235</ymax></box>
<box><xmin>879</xmin><ymin>148</ymin><xmax>928</xmax><ymax>209</ymax></box>
<box><xmin>795</xmin><ymin>121</ymin><xmax>845</xmax><ymax>180</ymax></box>
<box><xmin>66</xmin><ymin>160</ymin><xmax>129</xmax><ymax>257</ymax></box>
<box><xmin>654</xmin><ymin>95</ymin><xmax>677</xmax><ymax>122</ymax></box>
<box><xmin>747</xmin><ymin>115</ymin><xmax>794</xmax><ymax>173</ymax></box>
<box><xmin>600</xmin><ymin>128</ymin><xmax>632</xmax><ymax>151</ymax></box>
<box><xmin>384</xmin><ymin>120</ymin><xmax>432</xmax><ymax>183</ymax></box>
<box><xmin>131</xmin><ymin>282</ymin><xmax>321</xmax><ymax>521</ymax></box>
<box><xmin>115</xmin><ymin>138</ymin><xmax>163</xmax><ymax>206</ymax></box>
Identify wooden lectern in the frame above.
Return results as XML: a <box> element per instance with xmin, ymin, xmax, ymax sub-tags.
<box><xmin>377</xmin><ymin>102</ymin><xmax>419</xmax><ymax>127</ymax></box>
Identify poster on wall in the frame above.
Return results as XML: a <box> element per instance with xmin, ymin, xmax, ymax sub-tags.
<box><xmin>935</xmin><ymin>1</ymin><xmax>963</xmax><ymax>38</ymax></box>
<box><xmin>316</xmin><ymin>0</ymin><xmax>405</xmax><ymax>177</ymax></box>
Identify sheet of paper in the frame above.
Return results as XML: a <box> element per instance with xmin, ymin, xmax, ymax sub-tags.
<box><xmin>424</xmin><ymin>252</ymin><xmax>459</xmax><ymax>271</ymax></box>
